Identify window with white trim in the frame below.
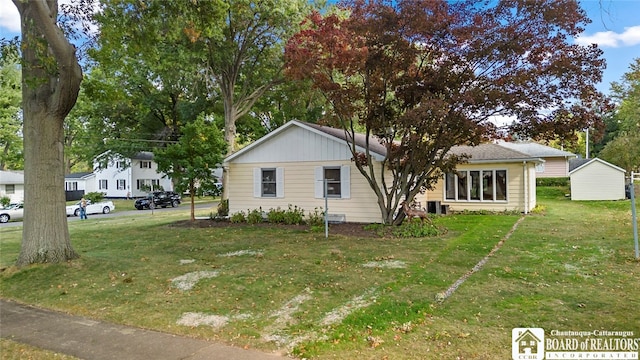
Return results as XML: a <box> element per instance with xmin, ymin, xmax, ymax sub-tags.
<box><xmin>137</xmin><ymin>179</ymin><xmax>160</xmax><ymax>190</ymax></box>
<box><xmin>116</xmin><ymin>161</ymin><xmax>127</xmax><ymax>169</ymax></box>
<box><xmin>315</xmin><ymin>165</ymin><xmax>350</xmax><ymax>199</ymax></box>
<box><xmin>65</xmin><ymin>181</ymin><xmax>78</xmax><ymax>191</ymax></box>
<box><xmin>140</xmin><ymin>161</ymin><xmax>152</xmax><ymax>169</ymax></box>
<box><xmin>117</xmin><ymin>179</ymin><xmax>126</xmax><ymax>190</ymax></box>
<box><xmin>5</xmin><ymin>184</ymin><xmax>15</xmax><ymax>194</ymax></box>
<box><xmin>253</xmin><ymin>168</ymin><xmax>284</xmax><ymax>198</ymax></box>
<box><xmin>99</xmin><ymin>179</ymin><xmax>108</xmax><ymax>190</ymax></box>
<box><xmin>445</xmin><ymin>170</ymin><xmax>507</xmax><ymax>202</ymax></box>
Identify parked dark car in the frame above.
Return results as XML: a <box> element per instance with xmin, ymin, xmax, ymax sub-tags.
<box><xmin>135</xmin><ymin>191</ymin><xmax>181</xmax><ymax>210</ymax></box>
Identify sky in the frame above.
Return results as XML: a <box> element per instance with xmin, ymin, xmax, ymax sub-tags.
<box><xmin>0</xmin><ymin>0</ymin><xmax>638</xmax><ymax>96</ymax></box>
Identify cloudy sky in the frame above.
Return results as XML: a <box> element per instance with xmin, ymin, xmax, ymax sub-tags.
<box><xmin>1</xmin><ymin>0</ymin><xmax>638</xmax><ymax>95</ymax></box>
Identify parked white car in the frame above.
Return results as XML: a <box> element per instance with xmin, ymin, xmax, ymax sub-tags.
<box><xmin>0</xmin><ymin>203</ymin><xmax>24</xmax><ymax>223</ymax></box>
<box><xmin>66</xmin><ymin>200</ymin><xmax>115</xmax><ymax>217</ymax></box>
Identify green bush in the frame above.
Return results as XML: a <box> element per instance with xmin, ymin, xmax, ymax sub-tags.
<box><xmin>283</xmin><ymin>205</ymin><xmax>305</xmax><ymax>225</ymax></box>
<box><xmin>247</xmin><ymin>208</ymin><xmax>264</xmax><ymax>224</ymax></box>
<box><xmin>84</xmin><ymin>192</ymin><xmax>105</xmax><ymax>203</ymax></box>
<box><xmin>1</xmin><ymin>196</ymin><xmax>11</xmax><ymax>207</ymax></box>
<box><xmin>230</xmin><ymin>211</ymin><xmax>246</xmax><ymax>223</ymax></box>
<box><xmin>392</xmin><ymin>218</ymin><xmax>440</xmax><ymax>237</ymax></box>
<box><xmin>536</xmin><ymin>177</ymin><xmax>569</xmax><ymax>187</ymax></box>
<box><xmin>307</xmin><ymin>207</ymin><xmax>325</xmax><ymax>227</ymax></box>
<box><xmin>267</xmin><ymin>207</ymin><xmax>286</xmax><ymax>223</ymax></box>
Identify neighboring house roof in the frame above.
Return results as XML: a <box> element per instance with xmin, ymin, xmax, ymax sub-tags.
<box><xmin>497</xmin><ymin>141</ymin><xmax>576</xmax><ymax>158</ymax></box>
<box><xmin>65</xmin><ymin>172</ymin><xmax>95</xmax><ymax>180</ymax></box>
<box><xmin>449</xmin><ymin>144</ymin><xmax>544</xmax><ymax>164</ymax></box>
<box><xmin>132</xmin><ymin>151</ymin><xmax>154</xmax><ymax>161</ymax></box>
<box><xmin>225</xmin><ymin>120</ymin><xmax>543</xmax><ymax>164</ymax></box>
<box><xmin>0</xmin><ymin>170</ymin><xmax>24</xmax><ymax>184</ymax></box>
<box><xmin>569</xmin><ymin>157</ymin><xmax>626</xmax><ymax>175</ymax></box>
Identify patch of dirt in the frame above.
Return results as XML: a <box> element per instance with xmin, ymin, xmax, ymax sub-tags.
<box><xmin>169</xmin><ymin>219</ymin><xmax>381</xmax><ymax>238</ymax></box>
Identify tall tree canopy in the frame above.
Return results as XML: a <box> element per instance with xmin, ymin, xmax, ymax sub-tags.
<box><xmin>13</xmin><ymin>0</ymin><xmax>83</xmax><ymax>265</ymax></box>
<box><xmin>0</xmin><ymin>44</ymin><xmax>23</xmax><ymax>170</ymax></box>
<box><xmin>285</xmin><ymin>0</ymin><xmax>608</xmax><ymax>225</ymax></box>
<box><xmin>598</xmin><ymin>58</ymin><xmax>640</xmax><ymax>172</ymax></box>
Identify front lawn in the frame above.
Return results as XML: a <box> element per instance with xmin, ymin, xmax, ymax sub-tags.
<box><xmin>1</xmin><ymin>187</ymin><xmax>638</xmax><ymax>359</ymax></box>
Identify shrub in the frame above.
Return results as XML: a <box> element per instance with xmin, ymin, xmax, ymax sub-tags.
<box><xmin>230</xmin><ymin>211</ymin><xmax>246</xmax><ymax>223</ymax></box>
<box><xmin>247</xmin><ymin>208</ymin><xmax>264</xmax><ymax>224</ymax></box>
<box><xmin>307</xmin><ymin>207</ymin><xmax>325</xmax><ymax>227</ymax></box>
<box><xmin>217</xmin><ymin>199</ymin><xmax>229</xmax><ymax>217</ymax></box>
<box><xmin>283</xmin><ymin>205</ymin><xmax>304</xmax><ymax>225</ymax></box>
<box><xmin>84</xmin><ymin>192</ymin><xmax>105</xmax><ymax>203</ymax></box>
<box><xmin>1</xmin><ymin>196</ymin><xmax>10</xmax><ymax>207</ymax></box>
<box><xmin>537</xmin><ymin>177</ymin><xmax>569</xmax><ymax>187</ymax></box>
<box><xmin>392</xmin><ymin>218</ymin><xmax>440</xmax><ymax>237</ymax></box>
<box><xmin>267</xmin><ymin>207</ymin><xmax>286</xmax><ymax>223</ymax></box>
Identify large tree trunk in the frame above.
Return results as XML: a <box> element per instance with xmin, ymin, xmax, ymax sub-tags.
<box><xmin>14</xmin><ymin>0</ymin><xmax>82</xmax><ymax>266</ymax></box>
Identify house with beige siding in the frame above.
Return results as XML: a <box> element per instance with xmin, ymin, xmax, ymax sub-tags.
<box><xmin>569</xmin><ymin>158</ymin><xmax>626</xmax><ymax>200</ymax></box>
<box><xmin>497</xmin><ymin>141</ymin><xmax>576</xmax><ymax>178</ymax></box>
<box><xmin>224</xmin><ymin>121</ymin><xmax>543</xmax><ymax>223</ymax></box>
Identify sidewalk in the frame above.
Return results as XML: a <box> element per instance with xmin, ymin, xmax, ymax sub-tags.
<box><xmin>0</xmin><ymin>299</ymin><xmax>287</xmax><ymax>360</ymax></box>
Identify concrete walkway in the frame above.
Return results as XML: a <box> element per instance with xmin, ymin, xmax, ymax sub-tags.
<box><xmin>0</xmin><ymin>299</ymin><xmax>287</xmax><ymax>360</ymax></box>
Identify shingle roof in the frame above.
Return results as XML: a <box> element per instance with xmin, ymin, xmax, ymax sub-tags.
<box><xmin>0</xmin><ymin>170</ymin><xmax>24</xmax><ymax>185</ymax></box>
<box><xmin>497</xmin><ymin>141</ymin><xmax>576</xmax><ymax>158</ymax></box>
<box><xmin>225</xmin><ymin>120</ymin><xmax>543</xmax><ymax>163</ymax></box>
<box><xmin>449</xmin><ymin>143</ymin><xmax>540</xmax><ymax>162</ymax></box>
<box><xmin>65</xmin><ymin>172</ymin><xmax>94</xmax><ymax>179</ymax></box>
<box><xmin>303</xmin><ymin>122</ymin><xmax>388</xmax><ymax>157</ymax></box>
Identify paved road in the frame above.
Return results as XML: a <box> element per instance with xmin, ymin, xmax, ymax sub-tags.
<box><xmin>0</xmin><ymin>201</ymin><xmax>218</xmax><ymax>229</ymax></box>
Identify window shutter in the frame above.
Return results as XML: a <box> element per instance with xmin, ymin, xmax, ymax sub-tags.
<box><xmin>341</xmin><ymin>165</ymin><xmax>351</xmax><ymax>199</ymax></box>
<box><xmin>314</xmin><ymin>166</ymin><xmax>323</xmax><ymax>198</ymax></box>
<box><xmin>276</xmin><ymin>167</ymin><xmax>284</xmax><ymax>198</ymax></box>
<box><xmin>253</xmin><ymin>168</ymin><xmax>261</xmax><ymax>197</ymax></box>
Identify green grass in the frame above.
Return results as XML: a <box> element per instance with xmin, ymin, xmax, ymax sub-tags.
<box><xmin>2</xmin><ymin>187</ymin><xmax>639</xmax><ymax>359</ymax></box>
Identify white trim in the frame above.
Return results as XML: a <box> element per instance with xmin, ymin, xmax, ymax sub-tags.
<box><xmin>340</xmin><ymin>165</ymin><xmax>351</xmax><ymax>199</ymax></box>
<box><xmin>276</xmin><ymin>167</ymin><xmax>284</xmax><ymax>198</ymax></box>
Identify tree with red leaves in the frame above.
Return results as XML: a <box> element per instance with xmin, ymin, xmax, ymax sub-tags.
<box><xmin>285</xmin><ymin>0</ymin><xmax>609</xmax><ymax>225</ymax></box>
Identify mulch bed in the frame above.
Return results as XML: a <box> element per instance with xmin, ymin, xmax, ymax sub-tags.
<box><xmin>169</xmin><ymin>218</ymin><xmax>381</xmax><ymax>238</ymax></box>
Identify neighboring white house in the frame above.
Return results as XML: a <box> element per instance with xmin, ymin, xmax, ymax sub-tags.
<box><xmin>224</xmin><ymin>121</ymin><xmax>543</xmax><ymax>223</ymax></box>
<box><xmin>93</xmin><ymin>152</ymin><xmax>173</xmax><ymax>198</ymax></box>
<box><xmin>0</xmin><ymin>170</ymin><xmax>24</xmax><ymax>203</ymax></box>
<box><xmin>64</xmin><ymin>172</ymin><xmax>97</xmax><ymax>193</ymax></box>
<box><xmin>569</xmin><ymin>158</ymin><xmax>626</xmax><ymax>201</ymax></box>
<box><xmin>497</xmin><ymin>141</ymin><xmax>577</xmax><ymax>177</ymax></box>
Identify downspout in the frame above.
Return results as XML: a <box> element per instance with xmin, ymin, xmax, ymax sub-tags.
<box><xmin>523</xmin><ymin>161</ymin><xmax>529</xmax><ymax>214</ymax></box>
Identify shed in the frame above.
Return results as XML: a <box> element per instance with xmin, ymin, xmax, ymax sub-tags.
<box><xmin>568</xmin><ymin>158</ymin><xmax>626</xmax><ymax>200</ymax></box>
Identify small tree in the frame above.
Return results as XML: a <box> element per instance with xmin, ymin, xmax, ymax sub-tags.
<box><xmin>155</xmin><ymin>115</ymin><xmax>227</xmax><ymax>221</ymax></box>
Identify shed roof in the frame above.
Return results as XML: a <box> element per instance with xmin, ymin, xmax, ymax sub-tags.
<box><xmin>569</xmin><ymin>157</ymin><xmax>626</xmax><ymax>175</ymax></box>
